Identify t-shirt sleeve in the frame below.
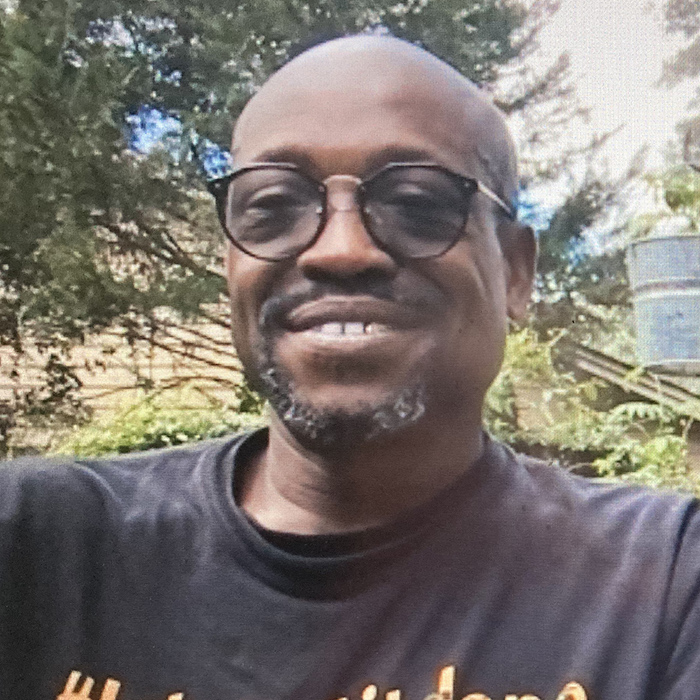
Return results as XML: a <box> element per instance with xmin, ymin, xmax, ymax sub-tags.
<box><xmin>652</xmin><ymin>499</ymin><xmax>700</xmax><ymax>698</ymax></box>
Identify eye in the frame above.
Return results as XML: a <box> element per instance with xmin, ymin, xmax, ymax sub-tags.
<box><xmin>242</xmin><ymin>187</ymin><xmax>310</xmax><ymax>214</ymax></box>
<box><xmin>382</xmin><ymin>184</ymin><xmax>445</xmax><ymax>209</ymax></box>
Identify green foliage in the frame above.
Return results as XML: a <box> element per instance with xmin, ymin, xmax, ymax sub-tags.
<box><xmin>487</xmin><ymin>327</ymin><xmax>602</xmax><ymax>446</ymax></box>
<box><xmin>538</xmin><ymin>183</ymin><xmax>610</xmax><ymax>277</ymax></box>
<box><xmin>593</xmin><ymin>434</ymin><xmax>694</xmax><ymax>491</ymax></box>
<box><xmin>0</xmin><ymin>0</ymin><xmax>633</xmax><ymax>473</ymax></box>
<box><xmin>661</xmin><ymin>173</ymin><xmax>700</xmax><ymax>213</ymax></box>
<box><xmin>0</xmin><ymin>0</ymin><xmax>228</xmax><ymax>441</ymax></box>
<box><xmin>487</xmin><ymin>328</ymin><xmax>698</xmax><ymax>494</ymax></box>
<box><xmin>661</xmin><ymin>2</ymin><xmax>700</xmax><ymax>181</ymax></box>
<box><xmin>531</xmin><ymin>178</ymin><xmax>630</xmax><ymax>341</ymax></box>
<box><xmin>19</xmin><ymin>351</ymin><xmax>88</xmax><ymax>424</ymax></box>
<box><xmin>650</xmin><ymin>168</ymin><xmax>700</xmax><ymax>215</ymax></box>
<box><xmin>54</xmin><ymin>387</ymin><xmax>265</xmax><ymax>456</ymax></box>
<box><xmin>623</xmin><ymin>169</ymin><xmax>700</xmax><ymax>246</ymax></box>
<box><xmin>661</xmin><ymin>0</ymin><xmax>700</xmax><ymax>87</ymax></box>
<box><xmin>0</xmin><ymin>0</ymin><xmax>576</xmax><ymax>445</ymax></box>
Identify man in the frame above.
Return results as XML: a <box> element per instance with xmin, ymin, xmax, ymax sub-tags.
<box><xmin>1</xmin><ymin>35</ymin><xmax>700</xmax><ymax>700</ymax></box>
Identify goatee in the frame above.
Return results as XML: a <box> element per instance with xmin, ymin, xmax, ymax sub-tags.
<box><xmin>252</xmin><ymin>279</ymin><xmax>443</xmax><ymax>452</ymax></box>
<box><xmin>257</xmin><ymin>359</ymin><xmax>426</xmax><ymax>453</ymax></box>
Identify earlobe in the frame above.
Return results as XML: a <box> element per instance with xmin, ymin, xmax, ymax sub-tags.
<box><xmin>503</xmin><ymin>224</ymin><xmax>537</xmax><ymax>321</ymax></box>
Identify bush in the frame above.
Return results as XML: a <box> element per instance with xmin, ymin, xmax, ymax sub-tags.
<box><xmin>486</xmin><ymin>328</ymin><xmax>700</xmax><ymax>495</ymax></box>
<box><xmin>54</xmin><ymin>388</ymin><xmax>266</xmax><ymax>456</ymax></box>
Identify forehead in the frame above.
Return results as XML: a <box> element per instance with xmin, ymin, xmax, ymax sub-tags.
<box><xmin>232</xmin><ymin>47</ymin><xmax>497</xmax><ymax>180</ymax></box>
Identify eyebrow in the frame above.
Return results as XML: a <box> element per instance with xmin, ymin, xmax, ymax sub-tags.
<box><xmin>234</xmin><ymin>145</ymin><xmax>448</xmax><ymax>178</ymax></box>
<box><xmin>362</xmin><ymin>147</ymin><xmax>446</xmax><ymax>174</ymax></box>
<box><xmin>238</xmin><ymin>148</ymin><xmax>318</xmax><ymax>173</ymax></box>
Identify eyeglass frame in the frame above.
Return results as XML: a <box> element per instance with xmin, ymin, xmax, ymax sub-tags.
<box><xmin>207</xmin><ymin>161</ymin><xmax>516</xmax><ymax>262</ymax></box>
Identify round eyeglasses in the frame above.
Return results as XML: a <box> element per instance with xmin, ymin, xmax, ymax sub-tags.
<box><xmin>207</xmin><ymin>162</ymin><xmax>515</xmax><ymax>262</ymax></box>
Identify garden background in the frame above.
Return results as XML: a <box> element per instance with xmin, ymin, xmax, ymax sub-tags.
<box><xmin>4</xmin><ymin>0</ymin><xmax>700</xmax><ymax>493</ymax></box>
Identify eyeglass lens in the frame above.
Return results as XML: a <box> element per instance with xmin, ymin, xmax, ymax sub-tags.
<box><xmin>225</xmin><ymin>166</ymin><xmax>472</xmax><ymax>261</ymax></box>
<box><xmin>226</xmin><ymin>168</ymin><xmax>322</xmax><ymax>260</ymax></box>
<box><xmin>363</xmin><ymin>167</ymin><xmax>470</xmax><ymax>259</ymax></box>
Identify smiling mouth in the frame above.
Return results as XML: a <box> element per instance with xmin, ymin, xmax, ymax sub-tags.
<box><xmin>281</xmin><ymin>296</ymin><xmax>431</xmax><ymax>336</ymax></box>
<box><xmin>307</xmin><ymin>322</ymin><xmax>392</xmax><ymax>337</ymax></box>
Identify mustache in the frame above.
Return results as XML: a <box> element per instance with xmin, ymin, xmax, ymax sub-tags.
<box><xmin>259</xmin><ymin>278</ymin><xmax>446</xmax><ymax>333</ymax></box>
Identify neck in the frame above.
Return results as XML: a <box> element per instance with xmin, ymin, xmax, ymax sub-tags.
<box><xmin>238</xmin><ymin>409</ymin><xmax>485</xmax><ymax>535</ymax></box>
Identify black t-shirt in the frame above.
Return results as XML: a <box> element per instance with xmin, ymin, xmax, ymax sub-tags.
<box><xmin>1</xmin><ymin>429</ymin><xmax>700</xmax><ymax>700</ymax></box>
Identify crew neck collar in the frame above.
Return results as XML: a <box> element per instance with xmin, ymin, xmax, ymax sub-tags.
<box><xmin>208</xmin><ymin>428</ymin><xmax>510</xmax><ymax>599</ymax></box>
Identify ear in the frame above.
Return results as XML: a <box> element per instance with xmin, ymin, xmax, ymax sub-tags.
<box><xmin>500</xmin><ymin>222</ymin><xmax>537</xmax><ymax>321</ymax></box>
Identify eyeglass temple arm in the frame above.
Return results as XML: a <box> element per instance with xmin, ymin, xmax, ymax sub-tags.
<box><xmin>476</xmin><ymin>182</ymin><xmax>515</xmax><ymax>220</ymax></box>
<box><xmin>206</xmin><ymin>176</ymin><xmax>231</xmax><ymax>227</ymax></box>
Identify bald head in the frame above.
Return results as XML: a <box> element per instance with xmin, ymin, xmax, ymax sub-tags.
<box><xmin>233</xmin><ymin>35</ymin><xmax>519</xmax><ymax>208</ymax></box>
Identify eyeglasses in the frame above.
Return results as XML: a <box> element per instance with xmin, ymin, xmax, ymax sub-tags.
<box><xmin>207</xmin><ymin>162</ymin><xmax>515</xmax><ymax>262</ymax></box>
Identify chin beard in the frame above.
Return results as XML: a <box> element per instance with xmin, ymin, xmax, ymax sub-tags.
<box><xmin>247</xmin><ymin>281</ymin><xmax>445</xmax><ymax>452</ymax></box>
<box><xmin>257</xmin><ymin>360</ymin><xmax>427</xmax><ymax>453</ymax></box>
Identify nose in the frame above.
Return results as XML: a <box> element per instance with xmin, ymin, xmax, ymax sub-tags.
<box><xmin>296</xmin><ymin>175</ymin><xmax>398</xmax><ymax>279</ymax></box>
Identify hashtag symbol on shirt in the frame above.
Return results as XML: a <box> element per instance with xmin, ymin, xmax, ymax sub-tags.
<box><xmin>57</xmin><ymin>671</ymin><xmax>184</xmax><ymax>700</ymax></box>
<box><xmin>57</xmin><ymin>672</ymin><xmax>121</xmax><ymax>700</ymax></box>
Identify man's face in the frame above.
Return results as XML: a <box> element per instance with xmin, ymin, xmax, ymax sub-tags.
<box><xmin>226</xmin><ymin>49</ymin><xmax>534</xmax><ymax>449</ymax></box>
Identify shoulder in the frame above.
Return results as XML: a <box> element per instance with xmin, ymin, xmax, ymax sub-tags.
<box><xmin>0</xmin><ymin>434</ymin><xmax>248</xmax><ymax>533</ymax></box>
<box><xmin>510</xmin><ymin>445</ymin><xmax>696</xmax><ymax>523</ymax></box>
<box><xmin>495</xmin><ymin>442</ymin><xmax>700</xmax><ymax>563</ymax></box>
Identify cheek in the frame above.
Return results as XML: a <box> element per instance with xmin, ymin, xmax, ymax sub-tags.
<box><xmin>225</xmin><ymin>248</ymin><xmax>277</xmax><ymax>360</ymax></box>
<box><xmin>432</xmin><ymin>237</ymin><xmax>509</xmax><ymax>384</ymax></box>
<box><xmin>440</xmin><ymin>235</ymin><xmax>509</xmax><ymax>327</ymax></box>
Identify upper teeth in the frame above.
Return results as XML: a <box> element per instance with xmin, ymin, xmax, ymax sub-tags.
<box><xmin>314</xmin><ymin>322</ymin><xmax>387</xmax><ymax>335</ymax></box>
